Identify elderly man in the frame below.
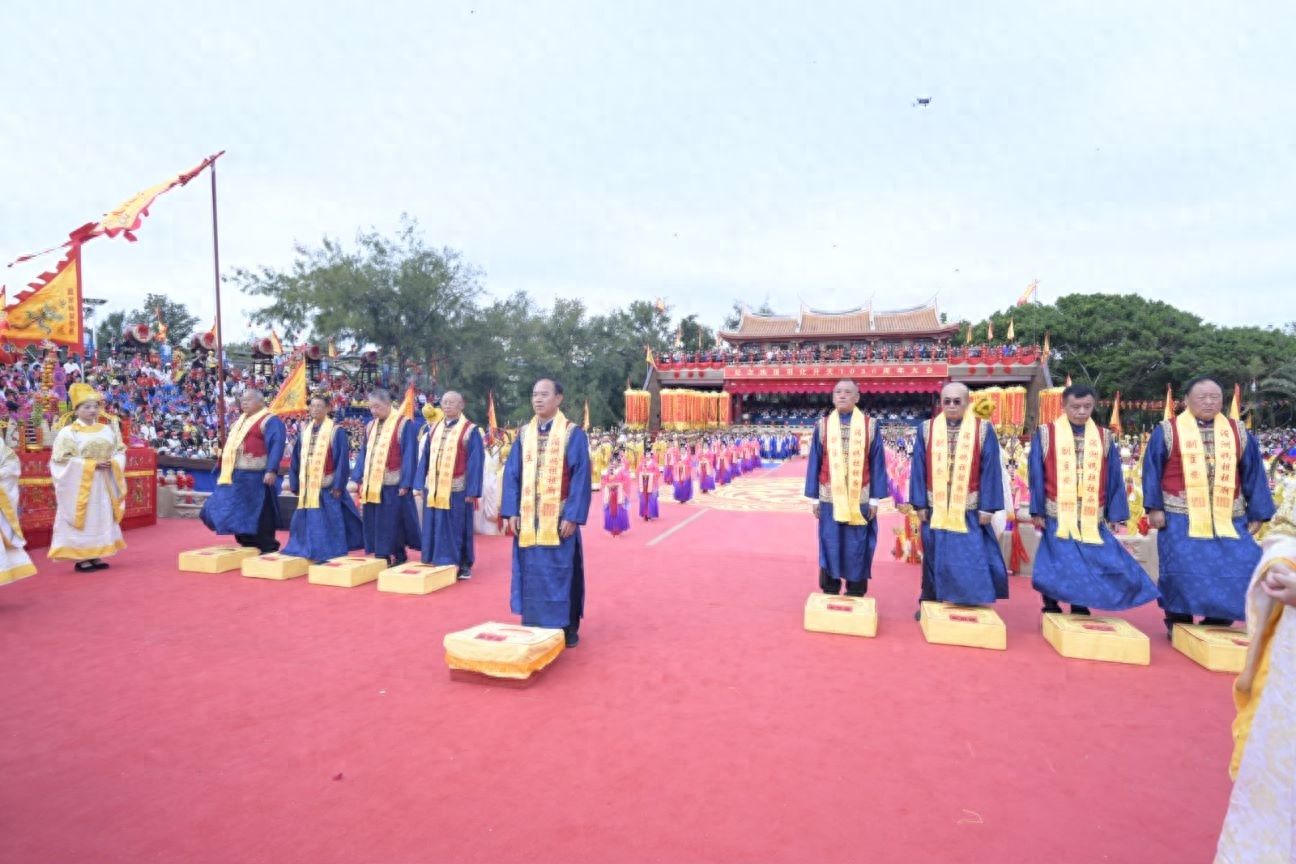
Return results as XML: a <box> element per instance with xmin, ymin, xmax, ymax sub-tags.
<box><xmin>1143</xmin><ymin>376</ymin><xmax>1275</xmax><ymax>633</ymax></box>
<box><xmin>200</xmin><ymin>389</ymin><xmax>286</xmax><ymax>553</ymax></box>
<box><xmin>1028</xmin><ymin>384</ymin><xmax>1158</xmax><ymax>616</ymax></box>
<box><xmin>350</xmin><ymin>388</ymin><xmax>421</xmax><ymax>566</ymax></box>
<box><xmin>413</xmin><ymin>391</ymin><xmax>484</xmax><ymax>579</ymax></box>
<box><xmin>283</xmin><ymin>394</ymin><xmax>364</xmax><ymax>563</ymax></box>
<box><xmin>502</xmin><ymin>379</ymin><xmax>592</xmax><ymax>647</ymax></box>
<box><xmin>908</xmin><ymin>382</ymin><xmax>1008</xmax><ymax>616</ymax></box>
<box><xmin>804</xmin><ymin>380</ymin><xmax>888</xmax><ymax>597</ymax></box>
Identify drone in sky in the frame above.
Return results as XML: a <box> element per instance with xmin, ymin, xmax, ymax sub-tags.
<box><xmin>913</xmin><ymin>95</ymin><xmax>932</xmax><ymax>108</ymax></box>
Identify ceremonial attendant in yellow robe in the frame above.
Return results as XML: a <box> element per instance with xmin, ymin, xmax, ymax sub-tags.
<box><xmin>48</xmin><ymin>383</ymin><xmax>126</xmax><ymax>571</ymax></box>
<box><xmin>1214</xmin><ymin>479</ymin><xmax>1296</xmax><ymax>864</ymax></box>
<box><xmin>0</xmin><ymin>434</ymin><xmax>37</xmax><ymax>585</ymax></box>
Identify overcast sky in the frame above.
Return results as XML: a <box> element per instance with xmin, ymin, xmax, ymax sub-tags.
<box><xmin>3</xmin><ymin>1</ymin><xmax>1293</xmax><ymax>342</ymax></box>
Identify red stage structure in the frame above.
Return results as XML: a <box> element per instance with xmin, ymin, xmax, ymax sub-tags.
<box><xmin>649</xmin><ymin>303</ymin><xmax>1050</xmax><ymax>429</ymax></box>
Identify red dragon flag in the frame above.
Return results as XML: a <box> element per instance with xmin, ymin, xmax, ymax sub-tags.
<box><xmin>4</xmin><ymin>246</ymin><xmax>84</xmax><ymax>347</ymax></box>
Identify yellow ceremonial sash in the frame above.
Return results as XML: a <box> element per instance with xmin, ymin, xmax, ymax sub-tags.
<box><xmin>1175</xmin><ymin>411</ymin><xmax>1239</xmax><ymax>539</ymax></box>
<box><xmin>298</xmin><ymin>418</ymin><xmax>335</xmax><ymax>510</ymax></box>
<box><xmin>426</xmin><ymin>419</ymin><xmax>472</xmax><ymax>510</ymax></box>
<box><xmin>519</xmin><ymin>411</ymin><xmax>570</xmax><ymax>548</ymax></box>
<box><xmin>0</xmin><ymin>482</ymin><xmax>23</xmax><ymax>550</ymax></box>
<box><xmin>361</xmin><ymin>415</ymin><xmax>404</xmax><ymax>505</ymax></box>
<box><xmin>930</xmin><ymin>415</ymin><xmax>976</xmax><ymax>533</ymax></box>
<box><xmin>826</xmin><ymin>409</ymin><xmax>869</xmax><ymax>526</ymax></box>
<box><xmin>218</xmin><ymin>409</ymin><xmax>270</xmax><ymax>485</ymax></box>
<box><xmin>1053</xmin><ymin>417</ymin><xmax>1103</xmax><ymax>545</ymax></box>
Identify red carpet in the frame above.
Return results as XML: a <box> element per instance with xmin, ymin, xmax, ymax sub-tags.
<box><xmin>0</xmin><ymin>461</ymin><xmax>1236</xmax><ymax>863</ymax></box>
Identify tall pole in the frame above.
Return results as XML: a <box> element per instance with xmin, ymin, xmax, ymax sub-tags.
<box><xmin>209</xmin><ymin>153</ymin><xmax>228</xmax><ymax>445</ymax></box>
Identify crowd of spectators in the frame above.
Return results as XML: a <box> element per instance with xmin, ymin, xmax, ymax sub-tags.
<box><xmin>658</xmin><ymin>339</ymin><xmax>1047</xmax><ymax>368</ymax></box>
<box><xmin>0</xmin><ymin>351</ymin><xmax>387</xmax><ymax>460</ymax></box>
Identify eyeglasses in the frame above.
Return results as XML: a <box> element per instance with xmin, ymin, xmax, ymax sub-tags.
<box><xmin>941</xmin><ymin>399</ymin><xmax>964</xmax><ymax>405</ymax></box>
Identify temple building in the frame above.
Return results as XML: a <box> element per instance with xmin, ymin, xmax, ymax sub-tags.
<box><xmin>649</xmin><ymin>302</ymin><xmax>1048</xmax><ymax>431</ymax></box>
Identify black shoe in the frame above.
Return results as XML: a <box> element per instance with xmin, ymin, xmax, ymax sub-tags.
<box><xmin>1070</xmin><ymin>605</ymin><xmax>1091</xmax><ymax>616</ymax></box>
<box><xmin>1200</xmin><ymin>617</ymin><xmax>1234</xmax><ymax>628</ymax></box>
<box><xmin>564</xmin><ymin>631</ymin><xmax>580</xmax><ymax>648</ymax></box>
<box><xmin>74</xmin><ymin>561</ymin><xmax>98</xmax><ymax>573</ymax></box>
<box><xmin>1041</xmin><ymin>601</ymin><xmax>1063</xmax><ymax>614</ymax></box>
<box><xmin>456</xmin><ymin>568</ymin><xmax>472</xmax><ymax>581</ymax></box>
<box><xmin>913</xmin><ymin>608</ymin><xmax>922</xmax><ymax>622</ymax></box>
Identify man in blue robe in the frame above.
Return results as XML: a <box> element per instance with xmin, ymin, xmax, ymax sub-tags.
<box><xmin>502</xmin><ymin>378</ymin><xmax>592</xmax><ymax>648</ymax></box>
<box><xmin>413</xmin><ymin>391</ymin><xmax>484</xmax><ymax>580</ymax></box>
<box><xmin>1143</xmin><ymin>376</ymin><xmax>1275</xmax><ymax>633</ymax></box>
<box><xmin>909</xmin><ymin>382</ymin><xmax>1008</xmax><ymax>618</ymax></box>
<box><xmin>1028</xmin><ymin>384</ymin><xmax>1158</xmax><ymax>616</ymax></box>
<box><xmin>200</xmin><ymin>388</ymin><xmax>285</xmax><ymax>553</ymax></box>
<box><xmin>803</xmin><ymin>380</ymin><xmax>889</xmax><ymax>597</ymax></box>
<box><xmin>283</xmin><ymin>394</ymin><xmax>364</xmax><ymax>563</ymax></box>
<box><xmin>349</xmin><ymin>388</ymin><xmax>421</xmax><ymax>566</ymax></box>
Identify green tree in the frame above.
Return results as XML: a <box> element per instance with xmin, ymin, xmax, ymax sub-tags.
<box><xmin>94</xmin><ymin>310</ymin><xmax>127</xmax><ymax>354</ymax></box>
<box><xmin>230</xmin><ymin>216</ymin><xmax>483</xmax><ymax>384</ymax></box>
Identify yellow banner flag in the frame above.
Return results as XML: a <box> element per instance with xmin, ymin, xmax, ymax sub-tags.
<box><xmin>1163</xmin><ymin>384</ymin><xmax>1174</xmax><ymax>421</ymax></box>
<box><xmin>1229</xmin><ymin>383</ymin><xmax>1241</xmax><ymax>422</ymax></box>
<box><xmin>4</xmin><ymin>246</ymin><xmax>84</xmax><ymax>347</ymax></box>
<box><xmin>268</xmin><ymin>359</ymin><xmax>308</xmax><ymax>416</ymax></box>
<box><xmin>396</xmin><ymin>384</ymin><xmax>416</xmax><ymax>421</ymax></box>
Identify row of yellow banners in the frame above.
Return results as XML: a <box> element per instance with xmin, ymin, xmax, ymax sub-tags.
<box><xmin>657</xmin><ymin>389</ymin><xmax>732</xmax><ymax>430</ymax></box>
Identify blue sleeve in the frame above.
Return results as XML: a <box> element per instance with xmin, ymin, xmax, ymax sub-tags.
<box><xmin>1142</xmin><ymin>426</ymin><xmax>1167</xmax><ymax>511</ymax></box>
<box><xmin>413</xmin><ymin>431</ymin><xmax>430</xmax><ymax>494</ymax></box>
<box><xmin>398</xmin><ymin>420</ymin><xmax>419</xmax><ymax>489</ymax></box>
<box><xmin>1241</xmin><ymin>433</ymin><xmax>1276</xmax><ymax>522</ymax></box>
<box><xmin>909</xmin><ymin>424</ymin><xmax>928</xmax><ymax>509</ymax></box>
<box><xmin>1104</xmin><ymin>442</ymin><xmax>1130</xmax><ymax>522</ymax></box>
<box><xmin>500</xmin><ymin>435</ymin><xmax>522</xmax><ymax>519</ymax></box>
<box><xmin>330</xmin><ymin>428</ymin><xmax>350</xmax><ymax>493</ymax></box>
<box><xmin>979</xmin><ymin>425</ymin><xmax>1004</xmax><ymax>512</ymax></box>
<box><xmin>1028</xmin><ymin>428</ymin><xmax>1046</xmax><ymax>517</ymax></box>
<box><xmin>264</xmin><ymin>417</ymin><xmax>286</xmax><ymax>476</ymax></box>
<box><xmin>288</xmin><ymin>427</ymin><xmax>302</xmax><ymax>494</ymax></box>
<box><xmin>868</xmin><ymin>423</ymin><xmax>888</xmax><ymax>500</ymax></box>
<box><xmin>465</xmin><ymin>428</ymin><xmax>484</xmax><ymax>498</ymax></box>
<box><xmin>351</xmin><ymin>423</ymin><xmax>368</xmax><ymax>484</ymax></box>
<box><xmin>804</xmin><ymin>424</ymin><xmax>822</xmax><ymax>499</ymax></box>
<box><xmin>563</xmin><ymin>428</ymin><xmax>592</xmax><ymax>524</ymax></box>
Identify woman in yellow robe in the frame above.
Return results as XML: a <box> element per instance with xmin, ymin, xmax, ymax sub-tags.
<box><xmin>48</xmin><ymin>383</ymin><xmax>127</xmax><ymax>570</ymax></box>
<box><xmin>1215</xmin><ymin>477</ymin><xmax>1296</xmax><ymax>863</ymax></box>
<box><xmin>0</xmin><ymin>432</ymin><xmax>37</xmax><ymax>585</ymax></box>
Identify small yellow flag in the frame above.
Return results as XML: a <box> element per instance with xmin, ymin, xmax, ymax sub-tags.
<box><xmin>269</xmin><ymin>359</ymin><xmax>308</xmax><ymax>416</ymax></box>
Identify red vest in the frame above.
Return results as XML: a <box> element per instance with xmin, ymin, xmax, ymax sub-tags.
<box><xmin>924</xmin><ymin>417</ymin><xmax>983</xmax><ymax>494</ymax></box>
<box><xmin>369</xmin><ymin>417</ymin><xmax>405</xmax><ymax>470</ymax></box>
<box><xmin>308</xmin><ymin>423</ymin><xmax>337</xmax><ymax>474</ymax></box>
<box><xmin>452</xmin><ymin>421</ymin><xmax>473</xmax><ymax>478</ymax></box>
<box><xmin>1041</xmin><ymin>424</ymin><xmax>1108</xmax><ymax>505</ymax></box>
<box><xmin>239</xmin><ymin>414</ymin><xmax>270</xmax><ymax>457</ymax></box>
<box><xmin>817</xmin><ymin>415</ymin><xmax>872</xmax><ymax>488</ymax></box>
<box><xmin>1158</xmin><ymin>418</ymin><xmax>1243</xmax><ymax>500</ymax></box>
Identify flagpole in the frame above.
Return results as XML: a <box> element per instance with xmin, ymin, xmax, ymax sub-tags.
<box><xmin>209</xmin><ymin>152</ymin><xmax>228</xmax><ymax>445</ymax></box>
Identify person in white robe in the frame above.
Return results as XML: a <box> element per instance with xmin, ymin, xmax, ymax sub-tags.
<box><xmin>48</xmin><ymin>383</ymin><xmax>126</xmax><ymax>571</ymax></box>
<box><xmin>1214</xmin><ymin>476</ymin><xmax>1296</xmax><ymax>864</ymax></box>
<box><xmin>0</xmin><ymin>432</ymin><xmax>37</xmax><ymax>585</ymax></box>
